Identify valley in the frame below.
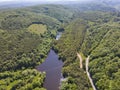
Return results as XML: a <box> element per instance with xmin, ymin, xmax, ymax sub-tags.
<box><xmin>0</xmin><ymin>0</ymin><xmax>120</xmax><ymax>90</ymax></box>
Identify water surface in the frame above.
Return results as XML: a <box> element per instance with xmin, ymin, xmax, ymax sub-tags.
<box><xmin>37</xmin><ymin>32</ymin><xmax>63</xmax><ymax>90</ymax></box>
<box><xmin>37</xmin><ymin>50</ymin><xmax>63</xmax><ymax>90</ymax></box>
<box><xmin>56</xmin><ymin>32</ymin><xmax>62</xmax><ymax>40</ymax></box>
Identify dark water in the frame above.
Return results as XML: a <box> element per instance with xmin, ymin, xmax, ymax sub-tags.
<box><xmin>37</xmin><ymin>32</ymin><xmax>63</xmax><ymax>90</ymax></box>
<box><xmin>37</xmin><ymin>50</ymin><xmax>63</xmax><ymax>90</ymax></box>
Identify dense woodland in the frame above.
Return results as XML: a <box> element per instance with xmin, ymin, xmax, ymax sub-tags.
<box><xmin>54</xmin><ymin>3</ymin><xmax>120</xmax><ymax>90</ymax></box>
<box><xmin>0</xmin><ymin>1</ymin><xmax>120</xmax><ymax>90</ymax></box>
<box><xmin>54</xmin><ymin>19</ymin><xmax>91</xmax><ymax>90</ymax></box>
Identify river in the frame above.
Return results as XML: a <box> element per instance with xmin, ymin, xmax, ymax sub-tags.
<box><xmin>37</xmin><ymin>32</ymin><xmax>63</xmax><ymax>90</ymax></box>
<box><xmin>56</xmin><ymin>32</ymin><xmax>62</xmax><ymax>40</ymax></box>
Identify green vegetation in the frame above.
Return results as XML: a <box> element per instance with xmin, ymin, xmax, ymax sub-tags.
<box><xmin>0</xmin><ymin>4</ymin><xmax>76</xmax><ymax>90</ymax></box>
<box><xmin>0</xmin><ymin>29</ymin><xmax>52</xmax><ymax>72</ymax></box>
<box><xmin>0</xmin><ymin>5</ymin><xmax>62</xmax><ymax>89</ymax></box>
<box><xmin>54</xmin><ymin>3</ymin><xmax>120</xmax><ymax>90</ymax></box>
<box><xmin>0</xmin><ymin>10</ymin><xmax>60</xmax><ymax>30</ymax></box>
<box><xmin>83</xmin><ymin>23</ymin><xmax>120</xmax><ymax>90</ymax></box>
<box><xmin>54</xmin><ymin>19</ymin><xmax>91</xmax><ymax>90</ymax></box>
<box><xmin>24</xmin><ymin>5</ymin><xmax>74</xmax><ymax>23</ymax></box>
<box><xmin>28</xmin><ymin>24</ymin><xmax>47</xmax><ymax>35</ymax></box>
<box><xmin>0</xmin><ymin>28</ymin><xmax>52</xmax><ymax>89</ymax></box>
<box><xmin>0</xmin><ymin>69</ymin><xmax>46</xmax><ymax>90</ymax></box>
<box><xmin>0</xmin><ymin>2</ymin><xmax>120</xmax><ymax>90</ymax></box>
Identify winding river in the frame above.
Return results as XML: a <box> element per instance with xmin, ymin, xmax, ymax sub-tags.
<box><xmin>37</xmin><ymin>32</ymin><xmax>63</xmax><ymax>90</ymax></box>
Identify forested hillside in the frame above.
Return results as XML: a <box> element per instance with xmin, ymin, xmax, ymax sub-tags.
<box><xmin>0</xmin><ymin>1</ymin><xmax>120</xmax><ymax>90</ymax></box>
<box><xmin>54</xmin><ymin>3</ymin><xmax>120</xmax><ymax>90</ymax></box>
<box><xmin>0</xmin><ymin>4</ymin><xmax>71</xmax><ymax>90</ymax></box>
<box><xmin>83</xmin><ymin>22</ymin><xmax>120</xmax><ymax>90</ymax></box>
<box><xmin>0</xmin><ymin>25</ymin><xmax>52</xmax><ymax>89</ymax></box>
<box><xmin>0</xmin><ymin>4</ymin><xmax>80</xmax><ymax>90</ymax></box>
<box><xmin>54</xmin><ymin>19</ymin><xmax>91</xmax><ymax>90</ymax></box>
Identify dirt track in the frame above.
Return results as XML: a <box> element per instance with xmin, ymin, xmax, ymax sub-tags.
<box><xmin>77</xmin><ymin>53</ymin><xmax>83</xmax><ymax>68</ymax></box>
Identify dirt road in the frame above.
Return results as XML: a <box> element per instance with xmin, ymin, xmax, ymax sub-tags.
<box><xmin>86</xmin><ymin>56</ymin><xmax>97</xmax><ymax>90</ymax></box>
<box><xmin>77</xmin><ymin>53</ymin><xmax>83</xmax><ymax>68</ymax></box>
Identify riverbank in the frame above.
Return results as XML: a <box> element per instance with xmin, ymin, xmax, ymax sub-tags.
<box><xmin>37</xmin><ymin>32</ymin><xmax>63</xmax><ymax>90</ymax></box>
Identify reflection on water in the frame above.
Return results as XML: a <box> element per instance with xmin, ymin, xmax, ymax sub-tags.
<box><xmin>37</xmin><ymin>31</ymin><xmax>63</xmax><ymax>90</ymax></box>
<box><xmin>37</xmin><ymin>50</ymin><xmax>63</xmax><ymax>90</ymax></box>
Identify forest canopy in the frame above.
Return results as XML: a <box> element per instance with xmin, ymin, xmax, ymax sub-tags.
<box><xmin>0</xmin><ymin>1</ymin><xmax>120</xmax><ymax>90</ymax></box>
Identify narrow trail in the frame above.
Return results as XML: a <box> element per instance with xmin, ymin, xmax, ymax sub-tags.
<box><xmin>77</xmin><ymin>53</ymin><xmax>83</xmax><ymax>68</ymax></box>
<box><xmin>86</xmin><ymin>56</ymin><xmax>97</xmax><ymax>90</ymax></box>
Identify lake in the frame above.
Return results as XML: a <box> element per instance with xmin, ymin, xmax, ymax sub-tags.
<box><xmin>37</xmin><ymin>32</ymin><xmax>63</xmax><ymax>90</ymax></box>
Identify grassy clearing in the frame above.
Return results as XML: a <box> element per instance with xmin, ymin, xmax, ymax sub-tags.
<box><xmin>28</xmin><ymin>24</ymin><xmax>47</xmax><ymax>35</ymax></box>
